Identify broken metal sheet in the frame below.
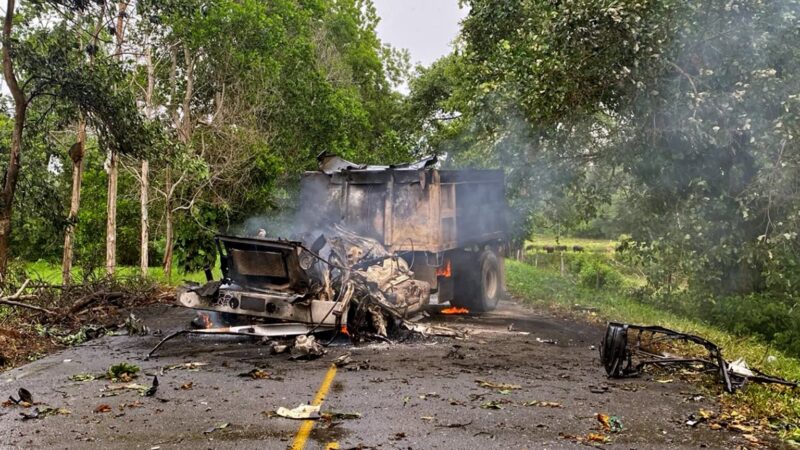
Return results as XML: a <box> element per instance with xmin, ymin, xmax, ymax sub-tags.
<box><xmin>599</xmin><ymin>322</ymin><xmax>799</xmax><ymax>392</ymax></box>
<box><xmin>146</xmin><ymin>323</ymin><xmax>331</xmax><ymax>358</ymax></box>
<box><xmin>402</xmin><ymin>321</ymin><xmax>466</xmax><ymax>338</ymax></box>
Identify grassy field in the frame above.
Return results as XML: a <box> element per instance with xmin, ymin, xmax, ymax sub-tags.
<box><xmin>505</xmin><ymin>258</ymin><xmax>800</xmax><ymax>436</ymax></box>
<box><xmin>526</xmin><ymin>234</ymin><xmax>618</xmax><ymax>254</ymax></box>
<box><xmin>22</xmin><ymin>259</ymin><xmax>221</xmax><ymax>286</ymax></box>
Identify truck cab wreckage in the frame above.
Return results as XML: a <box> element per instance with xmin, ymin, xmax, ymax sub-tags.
<box><xmin>149</xmin><ymin>155</ymin><xmax>508</xmax><ymax>357</ymax></box>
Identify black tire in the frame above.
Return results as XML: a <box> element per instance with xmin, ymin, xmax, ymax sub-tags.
<box><xmin>452</xmin><ymin>248</ymin><xmax>504</xmax><ymax>312</ymax></box>
<box><xmin>600</xmin><ymin>323</ymin><xmax>628</xmax><ymax>377</ymax></box>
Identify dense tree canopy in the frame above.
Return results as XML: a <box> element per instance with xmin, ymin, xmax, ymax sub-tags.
<box><xmin>406</xmin><ymin>0</ymin><xmax>800</xmax><ymax>300</ymax></box>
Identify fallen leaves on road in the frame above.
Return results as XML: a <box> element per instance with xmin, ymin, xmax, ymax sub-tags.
<box><xmin>587</xmin><ymin>432</ymin><xmax>610</xmax><ymax>443</ymax></box>
<box><xmin>94</xmin><ymin>404</ymin><xmax>112</xmax><ymax>413</ymax></box>
<box><xmin>480</xmin><ymin>399</ymin><xmax>512</xmax><ymax>410</ymax></box>
<box><xmin>560</xmin><ymin>432</ymin><xmax>611</xmax><ymax>445</ymax></box>
<box><xmin>163</xmin><ymin>362</ymin><xmax>207</xmax><ymax>372</ymax></box>
<box><xmin>107</xmin><ymin>363</ymin><xmax>140</xmax><ymax>382</ymax></box>
<box><xmin>238</xmin><ymin>368</ymin><xmax>271</xmax><ymax>380</ymax></box>
<box><xmin>475</xmin><ymin>379</ymin><xmax>521</xmax><ymax>390</ymax></box>
<box><xmin>69</xmin><ymin>373</ymin><xmax>100</xmax><ymax>382</ymax></box>
<box><xmin>179</xmin><ymin>382</ymin><xmax>193</xmax><ymax>390</ymax></box>
<box><xmin>20</xmin><ymin>406</ymin><xmax>70</xmax><ymax>420</ymax></box>
<box><xmin>523</xmin><ymin>400</ymin><xmax>561</xmax><ymax>408</ymax></box>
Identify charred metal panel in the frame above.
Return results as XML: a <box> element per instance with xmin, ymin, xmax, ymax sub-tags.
<box><xmin>344</xmin><ymin>183</ymin><xmax>386</xmax><ymax>242</ymax></box>
<box><xmin>230</xmin><ymin>249</ymin><xmax>287</xmax><ymax>278</ymax></box>
<box><xmin>219</xmin><ymin>237</ymin><xmax>311</xmax><ymax>293</ymax></box>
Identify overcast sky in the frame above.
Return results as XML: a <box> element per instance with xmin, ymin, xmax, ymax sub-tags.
<box><xmin>373</xmin><ymin>0</ymin><xmax>467</xmax><ymax>91</ymax></box>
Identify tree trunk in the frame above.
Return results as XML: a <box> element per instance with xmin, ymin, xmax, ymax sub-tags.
<box><xmin>62</xmin><ymin>120</ymin><xmax>86</xmax><ymax>284</ymax></box>
<box><xmin>0</xmin><ymin>0</ymin><xmax>27</xmax><ymax>278</ymax></box>
<box><xmin>140</xmin><ymin>159</ymin><xmax>149</xmax><ymax>274</ymax></box>
<box><xmin>140</xmin><ymin>45</ymin><xmax>154</xmax><ymax>276</ymax></box>
<box><xmin>106</xmin><ymin>151</ymin><xmax>118</xmax><ymax>275</ymax></box>
<box><xmin>106</xmin><ymin>1</ymin><xmax>127</xmax><ymax>276</ymax></box>
<box><xmin>163</xmin><ymin>167</ymin><xmax>173</xmax><ymax>282</ymax></box>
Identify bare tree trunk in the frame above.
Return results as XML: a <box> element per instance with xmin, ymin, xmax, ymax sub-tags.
<box><xmin>106</xmin><ymin>151</ymin><xmax>118</xmax><ymax>276</ymax></box>
<box><xmin>163</xmin><ymin>167</ymin><xmax>173</xmax><ymax>282</ymax></box>
<box><xmin>106</xmin><ymin>1</ymin><xmax>127</xmax><ymax>276</ymax></box>
<box><xmin>140</xmin><ymin>159</ymin><xmax>149</xmax><ymax>274</ymax></box>
<box><xmin>139</xmin><ymin>45</ymin><xmax>154</xmax><ymax>276</ymax></box>
<box><xmin>62</xmin><ymin>120</ymin><xmax>86</xmax><ymax>284</ymax></box>
<box><xmin>0</xmin><ymin>0</ymin><xmax>27</xmax><ymax>278</ymax></box>
<box><xmin>162</xmin><ymin>45</ymin><xmax>194</xmax><ymax>282</ymax></box>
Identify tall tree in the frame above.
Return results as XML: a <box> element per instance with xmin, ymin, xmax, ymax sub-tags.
<box><xmin>0</xmin><ymin>0</ymin><xmax>28</xmax><ymax>277</ymax></box>
<box><xmin>62</xmin><ymin>3</ymin><xmax>108</xmax><ymax>284</ymax></box>
<box><xmin>105</xmin><ymin>1</ymin><xmax>129</xmax><ymax>275</ymax></box>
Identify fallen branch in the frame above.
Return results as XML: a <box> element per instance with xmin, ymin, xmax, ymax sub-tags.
<box><xmin>0</xmin><ymin>280</ymin><xmax>55</xmax><ymax>315</ymax></box>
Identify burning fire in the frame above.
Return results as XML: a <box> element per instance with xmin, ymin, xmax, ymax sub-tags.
<box><xmin>435</xmin><ymin>259</ymin><xmax>452</xmax><ymax>278</ymax></box>
<box><xmin>198</xmin><ymin>312</ymin><xmax>213</xmax><ymax>329</ymax></box>
<box><xmin>440</xmin><ymin>306</ymin><xmax>469</xmax><ymax>315</ymax></box>
<box><xmin>340</xmin><ymin>325</ymin><xmax>350</xmax><ymax>336</ymax></box>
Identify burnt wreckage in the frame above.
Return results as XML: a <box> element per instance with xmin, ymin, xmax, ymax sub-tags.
<box><xmin>600</xmin><ymin>322</ymin><xmax>799</xmax><ymax>392</ymax></box>
<box><xmin>149</xmin><ymin>154</ymin><xmax>508</xmax><ymax>356</ymax></box>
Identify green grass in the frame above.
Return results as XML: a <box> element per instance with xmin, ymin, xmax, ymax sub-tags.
<box><xmin>505</xmin><ymin>258</ymin><xmax>800</xmax><ymax>428</ymax></box>
<box><xmin>22</xmin><ymin>259</ymin><xmax>221</xmax><ymax>286</ymax></box>
<box><xmin>526</xmin><ymin>234</ymin><xmax>617</xmax><ymax>254</ymax></box>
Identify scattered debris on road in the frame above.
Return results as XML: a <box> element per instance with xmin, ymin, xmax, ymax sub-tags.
<box><xmin>600</xmin><ymin>322</ymin><xmax>799</xmax><ymax>392</ymax></box>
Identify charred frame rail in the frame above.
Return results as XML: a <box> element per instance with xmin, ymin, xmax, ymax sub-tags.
<box><xmin>600</xmin><ymin>322</ymin><xmax>798</xmax><ymax>393</ymax></box>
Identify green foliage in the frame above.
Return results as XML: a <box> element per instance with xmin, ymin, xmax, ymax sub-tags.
<box><xmin>573</xmin><ymin>254</ymin><xmax>623</xmax><ymax>289</ymax></box>
<box><xmin>107</xmin><ymin>362</ymin><xmax>140</xmax><ymax>380</ymax></box>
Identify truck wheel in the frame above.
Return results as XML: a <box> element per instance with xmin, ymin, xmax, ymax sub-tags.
<box><xmin>453</xmin><ymin>248</ymin><xmax>503</xmax><ymax>312</ymax></box>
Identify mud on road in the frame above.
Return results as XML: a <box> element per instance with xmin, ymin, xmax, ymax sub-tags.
<box><xmin>0</xmin><ymin>299</ymin><xmax>765</xmax><ymax>449</ymax></box>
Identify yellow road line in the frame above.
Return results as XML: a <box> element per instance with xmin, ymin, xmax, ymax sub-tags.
<box><xmin>290</xmin><ymin>364</ymin><xmax>338</xmax><ymax>450</ymax></box>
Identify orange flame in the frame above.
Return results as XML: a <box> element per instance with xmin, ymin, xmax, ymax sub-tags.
<box><xmin>440</xmin><ymin>306</ymin><xmax>469</xmax><ymax>315</ymax></box>
<box><xmin>435</xmin><ymin>259</ymin><xmax>452</xmax><ymax>278</ymax></box>
<box><xmin>198</xmin><ymin>312</ymin><xmax>213</xmax><ymax>329</ymax></box>
<box><xmin>340</xmin><ymin>325</ymin><xmax>350</xmax><ymax>336</ymax></box>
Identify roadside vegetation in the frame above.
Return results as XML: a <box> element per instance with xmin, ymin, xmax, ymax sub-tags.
<box><xmin>506</xmin><ymin>238</ymin><xmax>800</xmax><ymax>440</ymax></box>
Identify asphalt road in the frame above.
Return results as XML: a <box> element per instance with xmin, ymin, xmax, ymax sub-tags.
<box><xmin>0</xmin><ymin>300</ymin><xmax>764</xmax><ymax>449</ymax></box>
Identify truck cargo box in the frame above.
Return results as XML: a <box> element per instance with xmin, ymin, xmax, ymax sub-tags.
<box><xmin>299</xmin><ymin>166</ymin><xmax>508</xmax><ymax>254</ymax></box>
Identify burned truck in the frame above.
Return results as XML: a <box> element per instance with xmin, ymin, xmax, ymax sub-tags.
<box><xmin>177</xmin><ymin>155</ymin><xmax>508</xmax><ymax>339</ymax></box>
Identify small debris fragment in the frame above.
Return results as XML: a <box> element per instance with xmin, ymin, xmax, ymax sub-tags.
<box><xmin>332</xmin><ymin>353</ymin><xmax>352</xmax><ymax>367</ymax></box>
<box><xmin>238</xmin><ymin>369</ymin><xmax>271</xmax><ymax>379</ymax></box>
<box><xmin>276</xmin><ymin>404</ymin><xmax>320</xmax><ymax>420</ymax></box>
<box><xmin>179</xmin><ymin>382</ymin><xmax>193</xmax><ymax>390</ymax></box>
<box><xmin>203</xmin><ymin>422</ymin><xmax>230</xmax><ymax>434</ymax></box>
<box><xmin>535</xmin><ymin>337</ymin><xmax>557</xmax><ymax>345</ymax></box>
<box><xmin>321</xmin><ymin>411</ymin><xmax>361</xmax><ymax>420</ymax></box>
<box><xmin>144</xmin><ymin>376</ymin><xmax>159</xmax><ymax>397</ymax></box>
<box><xmin>94</xmin><ymin>404</ymin><xmax>112</xmax><ymax>414</ymax></box>
<box><xmin>597</xmin><ymin>413</ymin><xmax>623</xmax><ymax>433</ymax></box>
<box><xmin>291</xmin><ymin>335</ymin><xmax>325</xmax><ymax>360</ymax></box>
<box><xmin>17</xmin><ymin>388</ymin><xmax>33</xmax><ymax>404</ymax></box>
